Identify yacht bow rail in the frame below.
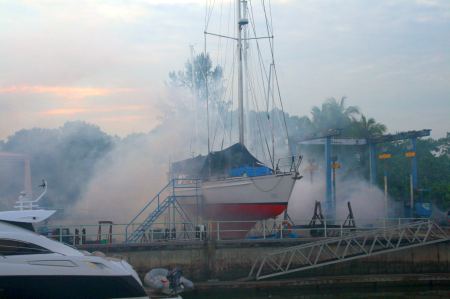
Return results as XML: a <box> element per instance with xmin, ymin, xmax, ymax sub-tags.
<box><xmin>275</xmin><ymin>155</ymin><xmax>302</xmax><ymax>174</ymax></box>
<box><xmin>248</xmin><ymin>220</ymin><xmax>450</xmax><ymax>280</ymax></box>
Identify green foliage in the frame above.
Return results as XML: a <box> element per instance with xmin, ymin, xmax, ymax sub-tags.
<box><xmin>168</xmin><ymin>53</ymin><xmax>224</xmax><ymax>108</ymax></box>
<box><xmin>309</xmin><ymin>97</ymin><xmax>360</xmax><ymax>135</ymax></box>
<box><xmin>350</xmin><ymin>114</ymin><xmax>387</xmax><ymax>138</ymax></box>
<box><xmin>378</xmin><ymin>137</ymin><xmax>450</xmax><ymax>210</ymax></box>
<box><xmin>0</xmin><ymin>121</ymin><xmax>114</xmax><ymax>210</ymax></box>
<box><xmin>282</xmin><ymin>97</ymin><xmax>449</xmax><ymax>210</ymax></box>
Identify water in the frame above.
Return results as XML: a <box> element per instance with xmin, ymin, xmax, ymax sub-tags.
<box><xmin>183</xmin><ymin>286</ymin><xmax>450</xmax><ymax>299</ymax></box>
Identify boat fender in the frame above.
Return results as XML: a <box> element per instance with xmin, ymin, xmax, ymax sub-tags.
<box><xmin>180</xmin><ymin>277</ymin><xmax>194</xmax><ymax>291</ymax></box>
<box><xmin>144</xmin><ymin>268</ymin><xmax>170</xmax><ymax>291</ymax></box>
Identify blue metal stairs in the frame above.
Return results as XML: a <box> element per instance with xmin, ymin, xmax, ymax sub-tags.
<box><xmin>126</xmin><ymin>195</ymin><xmax>175</xmax><ymax>243</ymax></box>
<box><xmin>125</xmin><ymin>179</ymin><xmax>200</xmax><ymax>243</ymax></box>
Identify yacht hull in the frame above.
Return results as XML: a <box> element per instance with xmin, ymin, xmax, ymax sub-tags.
<box><xmin>177</xmin><ymin>173</ymin><xmax>295</xmax><ymax>239</ymax></box>
<box><xmin>0</xmin><ymin>221</ymin><xmax>149</xmax><ymax>299</ymax></box>
<box><xmin>0</xmin><ymin>275</ymin><xmax>148</xmax><ymax>299</ymax></box>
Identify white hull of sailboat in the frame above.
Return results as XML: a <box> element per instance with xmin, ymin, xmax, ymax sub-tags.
<box><xmin>202</xmin><ymin>173</ymin><xmax>295</xmax><ymax>205</ymax></box>
<box><xmin>175</xmin><ymin>173</ymin><xmax>296</xmax><ymax>221</ymax></box>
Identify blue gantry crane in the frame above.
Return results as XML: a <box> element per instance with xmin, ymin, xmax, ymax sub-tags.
<box><xmin>297</xmin><ymin>129</ymin><xmax>431</xmax><ymax>221</ymax></box>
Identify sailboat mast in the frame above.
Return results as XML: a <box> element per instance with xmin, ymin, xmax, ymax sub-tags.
<box><xmin>237</xmin><ymin>0</ymin><xmax>245</xmax><ymax>145</ymax></box>
<box><xmin>243</xmin><ymin>0</ymin><xmax>250</xmax><ymax>149</ymax></box>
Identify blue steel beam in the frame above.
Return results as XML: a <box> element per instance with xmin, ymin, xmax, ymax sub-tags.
<box><xmin>368</xmin><ymin>129</ymin><xmax>430</xmax><ymax>144</ymax></box>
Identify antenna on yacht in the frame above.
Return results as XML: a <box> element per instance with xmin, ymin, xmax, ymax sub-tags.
<box><xmin>15</xmin><ymin>179</ymin><xmax>47</xmax><ymax>211</ymax></box>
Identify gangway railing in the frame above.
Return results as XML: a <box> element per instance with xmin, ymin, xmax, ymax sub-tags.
<box><xmin>125</xmin><ymin>178</ymin><xmax>201</xmax><ymax>243</ymax></box>
<box><xmin>248</xmin><ymin>220</ymin><xmax>450</xmax><ymax>280</ymax></box>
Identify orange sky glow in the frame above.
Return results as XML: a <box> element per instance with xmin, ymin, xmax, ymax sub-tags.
<box><xmin>0</xmin><ymin>85</ymin><xmax>134</xmax><ymax>100</ymax></box>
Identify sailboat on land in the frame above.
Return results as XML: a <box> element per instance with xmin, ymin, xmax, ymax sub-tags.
<box><xmin>172</xmin><ymin>0</ymin><xmax>302</xmax><ymax>236</ymax></box>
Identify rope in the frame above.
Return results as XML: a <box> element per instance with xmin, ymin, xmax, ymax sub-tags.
<box><xmin>250</xmin><ymin>174</ymin><xmax>284</xmax><ymax>193</ymax></box>
<box><xmin>261</xmin><ymin>0</ymin><xmax>292</xmax><ymax>155</ymax></box>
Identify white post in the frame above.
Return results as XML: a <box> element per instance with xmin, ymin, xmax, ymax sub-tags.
<box><xmin>263</xmin><ymin>220</ymin><xmax>266</xmax><ymax>239</ymax></box>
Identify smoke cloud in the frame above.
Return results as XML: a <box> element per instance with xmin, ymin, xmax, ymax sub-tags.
<box><xmin>66</xmin><ymin>88</ymin><xmax>208</xmax><ymax>224</ymax></box>
<box><xmin>288</xmin><ymin>158</ymin><xmax>387</xmax><ymax>225</ymax></box>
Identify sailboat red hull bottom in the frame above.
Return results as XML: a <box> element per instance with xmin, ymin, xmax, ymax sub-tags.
<box><xmin>203</xmin><ymin>203</ymin><xmax>287</xmax><ymax>221</ymax></box>
<box><xmin>181</xmin><ymin>203</ymin><xmax>288</xmax><ymax>239</ymax></box>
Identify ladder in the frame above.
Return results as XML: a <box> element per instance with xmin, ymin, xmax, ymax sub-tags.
<box><xmin>126</xmin><ymin>196</ymin><xmax>175</xmax><ymax>243</ymax></box>
<box><xmin>125</xmin><ymin>179</ymin><xmax>201</xmax><ymax>243</ymax></box>
<box><xmin>248</xmin><ymin>220</ymin><xmax>449</xmax><ymax>280</ymax></box>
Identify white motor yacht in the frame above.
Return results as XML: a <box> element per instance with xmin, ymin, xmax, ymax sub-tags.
<box><xmin>0</xmin><ymin>221</ymin><xmax>149</xmax><ymax>299</ymax></box>
<box><xmin>0</xmin><ymin>181</ymin><xmax>149</xmax><ymax>299</ymax></box>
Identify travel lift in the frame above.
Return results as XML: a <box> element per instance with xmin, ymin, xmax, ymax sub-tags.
<box><xmin>296</xmin><ymin>129</ymin><xmax>431</xmax><ymax>220</ymax></box>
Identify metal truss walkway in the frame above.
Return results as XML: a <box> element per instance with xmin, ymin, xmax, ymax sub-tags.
<box><xmin>248</xmin><ymin>220</ymin><xmax>449</xmax><ymax>280</ymax></box>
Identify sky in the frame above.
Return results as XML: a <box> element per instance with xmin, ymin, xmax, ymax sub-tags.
<box><xmin>0</xmin><ymin>0</ymin><xmax>449</xmax><ymax>139</ymax></box>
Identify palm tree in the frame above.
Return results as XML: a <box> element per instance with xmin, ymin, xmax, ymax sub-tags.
<box><xmin>310</xmin><ymin>97</ymin><xmax>360</xmax><ymax>134</ymax></box>
<box><xmin>351</xmin><ymin>114</ymin><xmax>387</xmax><ymax>138</ymax></box>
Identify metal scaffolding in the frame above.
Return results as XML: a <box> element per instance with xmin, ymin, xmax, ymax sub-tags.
<box><xmin>248</xmin><ymin>220</ymin><xmax>449</xmax><ymax>280</ymax></box>
<box><xmin>125</xmin><ymin>179</ymin><xmax>200</xmax><ymax>243</ymax></box>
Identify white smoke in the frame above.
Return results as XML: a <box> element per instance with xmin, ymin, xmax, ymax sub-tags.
<box><xmin>288</xmin><ymin>160</ymin><xmax>387</xmax><ymax>225</ymax></box>
<box><xmin>66</xmin><ymin>88</ymin><xmax>208</xmax><ymax>224</ymax></box>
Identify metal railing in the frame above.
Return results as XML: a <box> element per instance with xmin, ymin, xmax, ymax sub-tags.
<box><xmin>275</xmin><ymin>155</ymin><xmax>302</xmax><ymax>174</ymax></box>
<box><xmin>35</xmin><ymin>217</ymin><xmax>448</xmax><ymax>247</ymax></box>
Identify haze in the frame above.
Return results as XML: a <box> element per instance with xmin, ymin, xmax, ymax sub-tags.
<box><xmin>0</xmin><ymin>0</ymin><xmax>449</xmax><ymax>139</ymax></box>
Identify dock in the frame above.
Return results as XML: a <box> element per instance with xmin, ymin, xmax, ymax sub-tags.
<box><xmin>192</xmin><ymin>273</ymin><xmax>450</xmax><ymax>290</ymax></box>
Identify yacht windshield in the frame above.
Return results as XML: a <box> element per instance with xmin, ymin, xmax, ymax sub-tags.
<box><xmin>0</xmin><ymin>239</ymin><xmax>52</xmax><ymax>256</ymax></box>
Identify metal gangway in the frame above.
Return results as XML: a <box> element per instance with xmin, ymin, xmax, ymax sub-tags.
<box><xmin>125</xmin><ymin>178</ymin><xmax>201</xmax><ymax>243</ymax></box>
<box><xmin>248</xmin><ymin>220</ymin><xmax>449</xmax><ymax>280</ymax></box>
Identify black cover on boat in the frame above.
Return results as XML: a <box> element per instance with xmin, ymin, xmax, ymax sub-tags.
<box><xmin>172</xmin><ymin>143</ymin><xmax>267</xmax><ymax>179</ymax></box>
<box><xmin>200</xmin><ymin>143</ymin><xmax>266</xmax><ymax>178</ymax></box>
<box><xmin>171</xmin><ymin>155</ymin><xmax>206</xmax><ymax>178</ymax></box>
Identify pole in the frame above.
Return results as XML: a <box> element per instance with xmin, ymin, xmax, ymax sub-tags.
<box><xmin>332</xmin><ymin>163</ymin><xmax>337</xmax><ymax>216</ymax></box>
<box><xmin>204</xmin><ymin>33</ymin><xmax>211</xmax><ymax>154</ymax></box>
<box><xmin>369</xmin><ymin>143</ymin><xmax>377</xmax><ymax>185</ymax></box>
<box><xmin>410</xmin><ymin>174</ymin><xmax>414</xmax><ymax>218</ymax></box>
<box><xmin>24</xmin><ymin>158</ymin><xmax>32</xmax><ymax>199</ymax></box>
<box><xmin>243</xmin><ymin>0</ymin><xmax>250</xmax><ymax>146</ymax></box>
<box><xmin>190</xmin><ymin>45</ymin><xmax>198</xmax><ymax>155</ymax></box>
<box><xmin>411</xmin><ymin>138</ymin><xmax>418</xmax><ymax>189</ymax></box>
<box><xmin>325</xmin><ymin>136</ymin><xmax>332</xmax><ymax>220</ymax></box>
<box><xmin>237</xmin><ymin>0</ymin><xmax>245</xmax><ymax>145</ymax></box>
<box><xmin>384</xmin><ymin>165</ymin><xmax>388</xmax><ymax>226</ymax></box>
